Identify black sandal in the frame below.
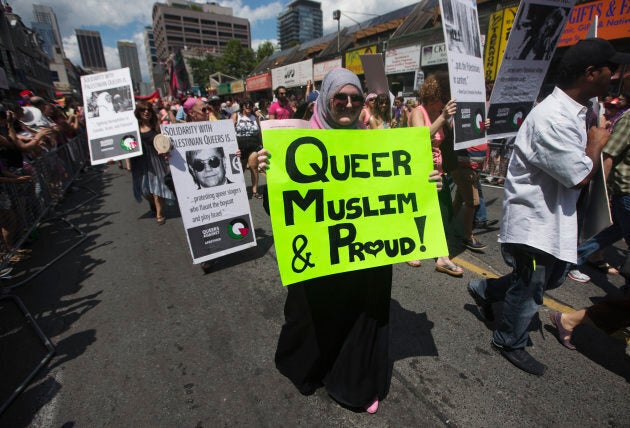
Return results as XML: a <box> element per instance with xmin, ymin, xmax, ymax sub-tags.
<box><xmin>588</xmin><ymin>260</ymin><xmax>619</xmax><ymax>274</ymax></box>
<box><xmin>252</xmin><ymin>192</ymin><xmax>263</xmax><ymax>199</ymax></box>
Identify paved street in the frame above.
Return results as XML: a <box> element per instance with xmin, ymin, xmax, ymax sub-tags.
<box><xmin>1</xmin><ymin>165</ymin><xmax>628</xmax><ymax>427</ymax></box>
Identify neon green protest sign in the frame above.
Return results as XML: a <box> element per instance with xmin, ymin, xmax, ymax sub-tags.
<box><xmin>262</xmin><ymin>127</ymin><xmax>448</xmax><ymax>286</ymax></box>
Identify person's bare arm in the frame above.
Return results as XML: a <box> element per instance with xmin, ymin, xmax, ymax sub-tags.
<box><xmin>573</xmin><ymin>126</ymin><xmax>610</xmax><ymax>188</ymax></box>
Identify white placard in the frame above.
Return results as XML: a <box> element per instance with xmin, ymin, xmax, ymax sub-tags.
<box><xmin>439</xmin><ymin>0</ymin><xmax>487</xmax><ymax>149</ymax></box>
<box><xmin>161</xmin><ymin>120</ymin><xmax>256</xmax><ymax>264</ymax></box>
<box><xmin>81</xmin><ymin>68</ymin><xmax>142</xmax><ymax>165</ymax></box>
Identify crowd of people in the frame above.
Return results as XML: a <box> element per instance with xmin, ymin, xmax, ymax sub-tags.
<box><xmin>1</xmin><ymin>36</ymin><xmax>629</xmax><ymax>415</ymax></box>
<box><xmin>0</xmin><ymin>90</ymin><xmax>85</xmax><ymax>277</ymax></box>
<box><xmin>257</xmin><ymin>38</ymin><xmax>630</xmax><ymax>412</ymax></box>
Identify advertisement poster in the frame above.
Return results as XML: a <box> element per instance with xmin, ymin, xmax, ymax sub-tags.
<box><xmin>313</xmin><ymin>58</ymin><xmax>343</xmax><ymax>82</ymax></box>
<box><xmin>271</xmin><ymin>58</ymin><xmax>313</xmax><ymax>89</ymax></box>
<box><xmin>484</xmin><ymin>7</ymin><xmax>518</xmax><ymax>82</ymax></box>
<box><xmin>421</xmin><ymin>43</ymin><xmax>448</xmax><ymax>66</ymax></box>
<box><xmin>559</xmin><ymin>0</ymin><xmax>630</xmax><ymax>46</ymax></box>
<box><xmin>345</xmin><ymin>45</ymin><xmax>378</xmax><ymax>75</ymax></box>
<box><xmin>487</xmin><ymin>0</ymin><xmax>575</xmax><ymax>140</ymax></box>
<box><xmin>385</xmin><ymin>45</ymin><xmax>422</xmax><ymax>74</ymax></box>
<box><xmin>261</xmin><ymin>127</ymin><xmax>448</xmax><ymax>286</ymax></box>
<box><xmin>439</xmin><ymin>0</ymin><xmax>487</xmax><ymax>149</ymax></box>
<box><xmin>81</xmin><ymin>68</ymin><xmax>141</xmax><ymax>165</ymax></box>
<box><xmin>161</xmin><ymin>120</ymin><xmax>256</xmax><ymax>264</ymax></box>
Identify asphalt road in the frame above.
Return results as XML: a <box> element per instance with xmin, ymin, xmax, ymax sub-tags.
<box><xmin>1</xmin><ymin>165</ymin><xmax>628</xmax><ymax>427</ymax></box>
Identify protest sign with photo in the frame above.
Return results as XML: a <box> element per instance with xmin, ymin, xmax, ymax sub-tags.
<box><xmin>439</xmin><ymin>0</ymin><xmax>487</xmax><ymax>149</ymax></box>
<box><xmin>161</xmin><ymin>120</ymin><xmax>256</xmax><ymax>264</ymax></box>
<box><xmin>81</xmin><ymin>68</ymin><xmax>142</xmax><ymax>165</ymax></box>
<box><xmin>486</xmin><ymin>0</ymin><xmax>575</xmax><ymax>140</ymax></box>
<box><xmin>261</xmin><ymin>127</ymin><xmax>448</xmax><ymax>286</ymax></box>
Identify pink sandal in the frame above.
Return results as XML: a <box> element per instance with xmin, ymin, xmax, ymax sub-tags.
<box><xmin>365</xmin><ymin>399</ymin><xmax>379</xmax><ymax>414</ymax></box>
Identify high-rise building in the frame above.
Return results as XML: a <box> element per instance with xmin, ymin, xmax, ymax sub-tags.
<box><xmin>30</xmin><ymin>21</ymin><xmax>55</xmax><ymax>57</ymax></box>
<box><xmin>76</xmin><ymin>29</ymin><xmax>107</xmax><ymax>72</ymax></box>
<box><xmin>33</xmin><ymin>4</ymin><xmax>65</xmax><ymax>57</ymax></box>
<box><xmin>277</xmin><ymin>0</ymin><xmax>322</xmax><ymax>51</ymax></box>
<box><xmin>118</xmin><ymin>41</ymin><xmax>142</xmax><ymax>93</ymax></box>
<box><xmin>152</xmin><ymin>0</ymin><xmax>251</xmax><ymax>61</ymax></box>
<box><xmin>143</xmin><ymin>26</ymin><xmax>158</xmax><ymax>88</ymax></box>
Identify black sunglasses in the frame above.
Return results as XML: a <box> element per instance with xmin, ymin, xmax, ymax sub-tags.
<box><xmin>332</xmin><ymin>93</ymin><xmax>364</xmax><ymax>107</ymax></box>
<box><xmin>138</xmin><ymin>108</ymin><xmax>151</xmax><ymax>113</ymax></box>
<box><xmin>192</xmin><ymin>156</ymin><xmax>221</xmax><ymax>171</ymax></box>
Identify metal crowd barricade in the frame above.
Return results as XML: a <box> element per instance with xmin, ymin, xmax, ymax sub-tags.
<box><xmin>1</xmin><ymin>133</ymin><xmax>96</xmax><ymax>415</ymax></box>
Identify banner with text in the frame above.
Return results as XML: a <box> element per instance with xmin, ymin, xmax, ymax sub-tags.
<box><xmin>484</xmin><ymin>7</ymin><xmax>518</xmax><ymax>82</ymax></box>
<box><xmin>439</xmin><ymin>0</ymin><xmax>487</xmax><ymax>149</ymax></box>
<box><xmin>385</xmin><ymin>45</ymin><xmax>422</xmax><ymax>74</ymax></box>
<box><xmin>81</xmin><ymin>68</ymin><xmax>141</xmax><ymax>165</ymax></box>
<box><xmin>271</xmin><ymin>58</ymin><xmax>313</xmax><ymax>89</ymax></box>
<box><xmin>487</xmin><ymin>0</ymin><xmax>575</xmax><ymax>140</ymax></box>
<box><xmin>261</xmin><ymin>127</ymin><xmax>448</xmax><ymax>285</ymax></box>
<box><xmin>559</xmin><ymin>0</ymin><xmax>630</xmax><ymax>46</ymax></box>
<box><xmin>161</xmin><ymin>120</ymin><xmax>256</xmax><ymax>264</ymax></box>
<box><xmin>313</xmin><ymin>58</ymin><xmax>343</xmax><ymax>81</ymax></box>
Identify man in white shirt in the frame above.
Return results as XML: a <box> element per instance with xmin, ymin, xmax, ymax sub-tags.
<box><xmin>468</xmin><ymin>38</ymin><xmax>630</xmax><ymax>376</ymax></box>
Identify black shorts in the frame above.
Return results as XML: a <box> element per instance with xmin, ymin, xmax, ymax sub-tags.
<box><xmin>236</xmin><ymin>135</ymin><xmax>260</xmax><ymax>161</ymax></box>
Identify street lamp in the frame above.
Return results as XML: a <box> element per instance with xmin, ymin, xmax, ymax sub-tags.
<box><xmin>333</xmin><ymin>10</ymin><xmax>341</xmax><ymax>53</ymax></box>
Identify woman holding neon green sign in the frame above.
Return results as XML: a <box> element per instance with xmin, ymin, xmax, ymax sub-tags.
<box><xmin>258</xmin><ymin>68</ymin><xmax>442</xmax><ymax>414</ymax></box>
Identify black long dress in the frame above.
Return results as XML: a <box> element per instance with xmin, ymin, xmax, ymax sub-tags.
<box><xmin>274</xmin><ymin>265</ymin><xmax>392</xmax><ymax>408</ymax></box>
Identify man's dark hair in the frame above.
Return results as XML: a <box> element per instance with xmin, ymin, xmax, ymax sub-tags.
<box><xmin>274</xmin><ymin>86</ymin><xmax>287</xmax><ymax>97</ymax></box>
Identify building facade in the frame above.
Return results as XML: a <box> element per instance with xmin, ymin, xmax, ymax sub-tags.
<box><xmin>76</xmin><ymin>29</ymin><xmax>107</xmax><ymax>72</ymax></box>
<box><xmin>151</xmin><ymin>0</ymin><xmax>251</xmax><ymax>61</ymax></box>
<box><xmin>117</xmin><ymin>41</ymin><xmax>142</xmax><ymax>93</ymax></box>
<box><xmin>277</xmin><ymin>0</ymin><xmax>323</xmax><ymax>51</ymax></box>
<box><xmin>144</xmin><ymin>26</ymin><xmax>158</xmax><ymax>88</ymax></box>
<box><xmin>33</xmin><ymin>4</ymin><xmax>65</xmax><ymax>58</ymax></box>
<box><xmin>1</xmin><ymin>5</ymin><xmax>54</xmax><ymax>97</ymax></box>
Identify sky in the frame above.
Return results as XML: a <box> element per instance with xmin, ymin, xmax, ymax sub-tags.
<box><xmin>10</xmin><ymin>0</ymin><xmax>419</xmax><ymax>83</ymax></box>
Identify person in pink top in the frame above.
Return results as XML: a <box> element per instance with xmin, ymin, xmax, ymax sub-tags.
<box><xmin>407</xmin><ymin>71</ymin><xmax>463</xmax><ymax>277</ymax></box>
<box><xmin>268</xmin><ymin>86</ymin><xmax>294</xmax><ymax>119</ymax></box>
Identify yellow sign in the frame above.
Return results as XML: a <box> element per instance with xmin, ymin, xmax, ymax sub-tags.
<box><xmin>484</xmin><ymin>7</ymin><xmax>517</xmax><ymax>82</ymax></box>
<box><xmin>261</xmin><ymin>127</ymin><xmax>448</xmax><ymax>285</ymax></box>
<box><xmin>345</xmin><ymin>45</ymin><xmax>377</xmax><ymax>75</ymax></box>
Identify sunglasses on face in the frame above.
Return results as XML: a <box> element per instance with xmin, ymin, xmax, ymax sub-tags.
<box><xmin>278</xmin><ymin>92</ymin><xmax>287</xmax><ymax>96</ymax></box>
<box><xmin>194</xmin><ymin>107</ymin><xmax>209</xmax><ymax>114</ymax></box>
<box><xmin>332</xmin><ymin>93</ymin><xmax>364</xmax><ymax>107</ymax></box>
<box><xmin>192</xmin><ymin>156</ymin><xmax>221</xmax><ymax>171</ymax></box>
<box><xmin>243</xmin><ymin>104</ymin><xmax>253</xmax><ymax>108</ymax></box>
<box><xmin>138</xmin><ymin>108</ymin><xmax>151</xmax><ymax>113</ymax></box>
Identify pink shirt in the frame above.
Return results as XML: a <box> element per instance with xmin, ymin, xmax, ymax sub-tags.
<box><xmin>269</xmin><ymin>101</ymin><xmax>293</xmax><ymax>120</ymax></box>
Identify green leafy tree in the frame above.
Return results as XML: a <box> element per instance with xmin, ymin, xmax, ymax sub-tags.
<box><xmin>256</xmin><ymin>41</ymin><xmax>276</xmax><ymax>63</ymax></box>
<box><xmin>187</xmin><ymin>54</ymin><xmax>216</xmax><ymax>88</ymax></box>
<box><xmin>216</xmin><ymin>40</ymin><xmax>256</xmax><ymax>78</ymax></box>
